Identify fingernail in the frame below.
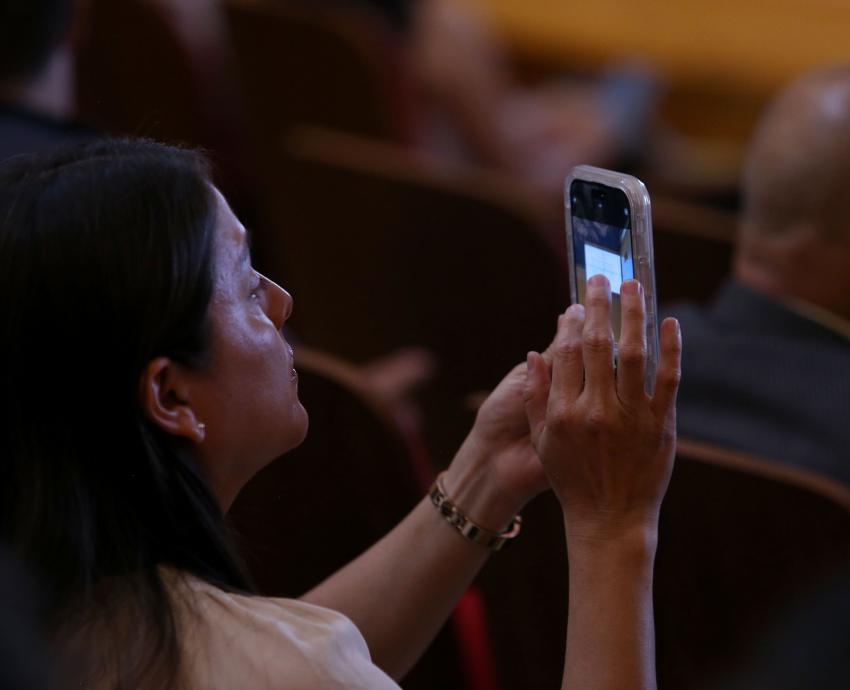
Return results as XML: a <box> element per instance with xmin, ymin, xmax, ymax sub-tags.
<box><xmin>567</xmin><ymin>303</ymin><xmax>585</xmax><ymax>317</ymax></box>
<box><xmin>589</xmin><ymin>274</ymin><xmax>609</xmax><ymax>289</ymax></box>
<box><xmin>621</xmin><ymin>279</ymin><xmax>638</xmax><ymax>295</ymax></box>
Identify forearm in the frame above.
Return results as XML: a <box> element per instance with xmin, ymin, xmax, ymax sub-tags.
<box><xmin>562</xmin><ymin>524</ymin><xmax>659</xmax><ymax>690</ymax></box>
<box><xmin>301</xmin><ymin>438</ymin><xmax>523</xmax><ymax>681</ymax></box>
<box><xmin>302</xmin><ymin>496</ymin><xmax>488</xmax><ymax>679</ymax></box>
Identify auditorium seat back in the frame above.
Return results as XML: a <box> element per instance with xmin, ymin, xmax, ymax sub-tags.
<box><xmin>75</xmin><ymin>0</ymin><xmax>250</xmax><ymax>197</ymax></box>
<box><xmin>651</xmin><ymin>195</ymin><xmax>737</xmax><ymax>304</ymax></box>
<box><xmin>655</xmin><ymin>438</ymin><xmax>850</xmax><ymax>689</ymax></box>
<box><xmin>224</xmin><ymin>0</ymin><xmax>419</xmax><ymax>176</ymax></box>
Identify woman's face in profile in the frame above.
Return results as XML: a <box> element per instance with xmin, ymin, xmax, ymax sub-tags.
<box><xmin>183</xmin><ymin>189</ymin><xmax>307</xmax><ymax>506</ymax></box>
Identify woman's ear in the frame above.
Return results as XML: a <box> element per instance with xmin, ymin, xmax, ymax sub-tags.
<box><xmin>139</xmin><ymin>357</ymin><xmax>206</xmax><ymax>443</ymax></box>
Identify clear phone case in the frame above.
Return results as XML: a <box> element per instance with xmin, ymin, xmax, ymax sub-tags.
<box><xmin>564</xmin><ymin>165</ymin><xmax>659</xmax><ymax>392</ymax></box>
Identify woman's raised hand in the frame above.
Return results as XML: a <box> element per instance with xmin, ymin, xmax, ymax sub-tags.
<box><xmin>524</xmin><ymin>275</ymin><xmax>682</xmax><ymax>543</ymax></box>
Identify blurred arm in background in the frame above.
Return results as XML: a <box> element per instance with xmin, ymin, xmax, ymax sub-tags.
<box><xmin>410</xmin><ymin>0</ymin><xmax>655</xmax><ymax>193</ymax></box>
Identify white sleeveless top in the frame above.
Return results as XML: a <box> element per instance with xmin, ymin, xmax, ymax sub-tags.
<box><xmin>172</xmin><ymin>574</ymin><xmax>402</xmax><ymax>690</ymax></box>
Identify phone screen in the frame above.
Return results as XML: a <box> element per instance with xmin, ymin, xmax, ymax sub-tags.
<box><xmin>569</xmin><ymin>179</ymin><xmax>635</xmax><ymax>341</ymax></box>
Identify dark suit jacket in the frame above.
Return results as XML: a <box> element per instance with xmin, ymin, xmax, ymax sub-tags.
<box><xmin>0</xmin><ymin>103</ymin><xmax>96</xmax><ymax>163</ymax></box>
<box><xmin>664</xmin><ymin>280</ymin><xmax>850</xmax><ymax>484</ymax></box>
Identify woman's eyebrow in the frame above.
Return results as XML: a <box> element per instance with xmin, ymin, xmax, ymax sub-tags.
<box><xmin>239</xmin><ymin>242</ymin><xmax>251</xmax><ymax>267</ymax></box>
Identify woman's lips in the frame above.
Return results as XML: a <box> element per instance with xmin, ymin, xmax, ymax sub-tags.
<box><xmin>288</xmin><ymin>345</ymin><xmax>297</xmax><ymax>381</ymax></box>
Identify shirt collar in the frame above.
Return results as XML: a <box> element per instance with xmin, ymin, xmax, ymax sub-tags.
<box><xmin>780</xmin><ymin>295</ymin><xmax>850</xmax><ymax>343</ymax></box>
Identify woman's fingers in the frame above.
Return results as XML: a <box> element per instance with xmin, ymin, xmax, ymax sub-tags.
<box><xmin>523</xmin><ymin>351</ymin><xmax>551</xmax><ymax>446</ymax></box>
<box><xmin>651</xmin><ymin>317</ymin><xmax>682</xmax><ymax>420</ymax></box>
<box><xmin>581</xmin><ymin>275</ymin><xmax>615</xmax><ymax>395</ymax></box>
<box><xmin>549</xmin><ymin>304</ymin><xmax>586</xmax><ymax>408</ymax></box>
<box><xmin>616</xmin><ymin>280</ymin><xmax>647</xmax><ymax>405</ymax></box>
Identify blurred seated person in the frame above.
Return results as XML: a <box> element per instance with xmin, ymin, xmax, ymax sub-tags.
<box><xmin>0</xmin><ymin>0</ymin><xmax>95</xmax><ymax>161</ymax></box>
<box><xmin>0</xmin><ymin>137</ymin><xmax>681</xmax><ymax>690</ymax></box>
<box><xmin>665</xmin><ymin>64</ymin><xmax>850</xmax><ymax>483</ymax></box>
<box><xmin>323</xmin><ymin>0</ymin><xmax>656</xmax><ymax>194</ymax></box>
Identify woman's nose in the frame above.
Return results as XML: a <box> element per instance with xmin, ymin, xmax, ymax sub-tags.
<box><xmin>263</xmin><ymin>275</ymin><xmax>292</xmax><ymax>330</ymax></box>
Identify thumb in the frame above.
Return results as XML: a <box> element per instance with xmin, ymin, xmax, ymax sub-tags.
<box><xmin>524</xmin><ymin>351</ymin><xmax>550</xmax><ymax>446</ymax></box>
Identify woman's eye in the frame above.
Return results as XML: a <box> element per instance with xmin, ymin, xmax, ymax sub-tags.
<box><xmin>250</xmin><ymin>275</ymin><xmax>265</xmax><ymax>301</ymax></box>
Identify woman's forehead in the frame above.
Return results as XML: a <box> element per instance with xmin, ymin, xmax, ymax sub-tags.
<box><xmin>213</xmin><ymin>189</ymin><xmax>250</xmax><ymax>268</ymax></box>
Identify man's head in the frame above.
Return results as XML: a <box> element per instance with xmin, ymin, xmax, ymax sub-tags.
<box><xmin>0</xmin><ymin>0</ymin><xmax>75</xmax><ymax>85</ymax></box>
<box><xmin>735</xmin><ymin>63</ymin><xmax>850</xmax><ymax>319</ymax></box>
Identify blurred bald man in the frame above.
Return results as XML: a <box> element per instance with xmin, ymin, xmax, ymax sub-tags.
<box><xmin>668</xmin><ymin>64</ymin><xmax>850</xmax><ymax>482</ymax></box>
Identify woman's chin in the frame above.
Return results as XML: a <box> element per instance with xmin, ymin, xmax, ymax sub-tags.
<box><xmin>258</xmin><ymin>401</ymin><xmax>309</xmax><ymax>465</ymax></box>
<box><xmin>284</xmin><ymin>401</ymin><xmax>309</xmax><ymax>452</ymax></box>
<box><xmin>294</xmin><ymin>401</ymin><xmax>309</xmax><ymax>441</ymax></box>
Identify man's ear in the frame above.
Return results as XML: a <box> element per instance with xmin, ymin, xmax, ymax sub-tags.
<box><xmin>139</xmin><ymin>357</ymin><xmax>206</xmax><ymax>443</ymax></box>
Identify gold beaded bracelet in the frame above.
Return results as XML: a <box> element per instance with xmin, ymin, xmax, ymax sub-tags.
<box><xmin>428</xmin><ymin>472</ymin><xmax>522</xmax><ymax>552</ymax></box>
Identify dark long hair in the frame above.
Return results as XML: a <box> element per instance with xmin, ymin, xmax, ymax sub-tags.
<box><xmin>0</xmin><ymin>139</ymin><xmax>252</xmax><ymax>688</ymax></box>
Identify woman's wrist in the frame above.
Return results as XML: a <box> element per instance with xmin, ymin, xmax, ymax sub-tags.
<box><xmin>441</xmin><ymin>434</ymin><xmax>527</xmax><ymax>534</ymax></box>
<box><xmin>564</xmin><ymin>514</ymin><xmax>659</xmax><ymax>566</ymax></box>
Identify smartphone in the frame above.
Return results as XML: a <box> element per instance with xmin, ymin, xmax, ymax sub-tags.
<box><xmin>564</xmin><ymin>165</ymin><xmax>659</xmax><ymax>391</ymax></box>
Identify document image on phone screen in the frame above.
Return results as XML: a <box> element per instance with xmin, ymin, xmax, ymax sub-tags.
<box><xmin>584</xmin><ymin>243</ymin><xmax>624</xmax><ymax>294</ymax></box>
<box><xmin>571</xmin><ymin>216</ymin><xmax>635</xmax><ymax>340</ymax></box>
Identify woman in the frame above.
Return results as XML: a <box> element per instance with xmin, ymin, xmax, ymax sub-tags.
<box><xmin>0</xmin><ymin>138</ymin><xmax>681</xmax><ymax>689</ymax></box>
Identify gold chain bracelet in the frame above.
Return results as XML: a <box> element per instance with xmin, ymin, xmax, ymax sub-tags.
<box><xmin>428</xmin><ymin>472</ymin><xmax>522</xmax><ymax>552</ymax></box>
